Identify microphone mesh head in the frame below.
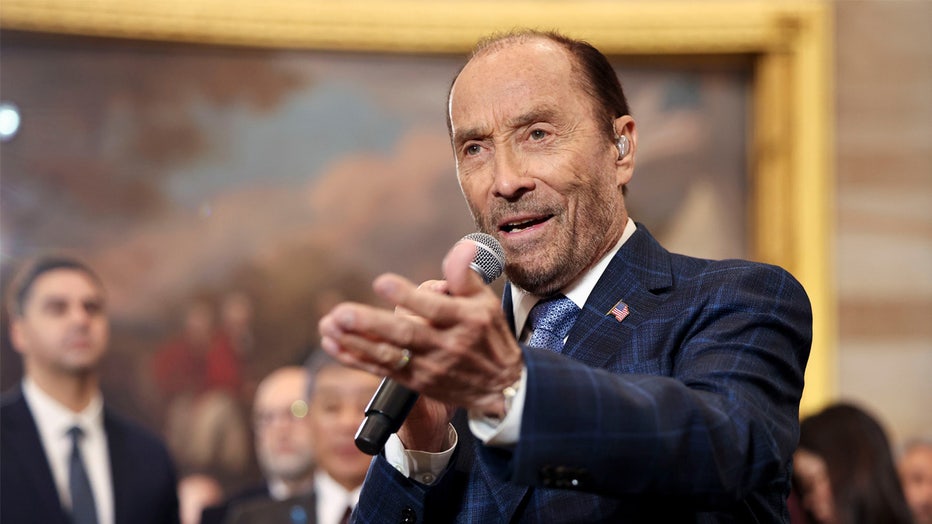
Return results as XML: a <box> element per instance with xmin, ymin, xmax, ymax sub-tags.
<box><xmin>462</xmin><ymin>232</ymin><xmax>505</xmax><ymax>284</ymax></box>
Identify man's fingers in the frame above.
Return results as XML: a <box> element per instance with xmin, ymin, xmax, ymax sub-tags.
<box><xmin>373</xmin><ymin>273</ymin><xmax>458</xmax><ymax>328</ymax></box>
<box><xmin>372</xmin><ymin>243</ymin><xmax>495</xmax><ymax>331</ymax></box>
<box><xmin>320</xmin><ymin>314</ymin><xmax>414</xmax><ymax>375</ymax></box>
<box><xmin>418</xmin><ymin>279</ymin><xmax>449</xmax><ymax>294</ymax></box>
<box><xmin>322</xmin><ymin>301</ymin><xmax>419</xmax><ymax>348</ymax></box>
<box><xmin>396</xmin><ymin>279</ymin><xmax>448</xmax><ymax>317</ymax></box>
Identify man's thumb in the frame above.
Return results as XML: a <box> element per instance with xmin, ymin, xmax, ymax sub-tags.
<box><xmin>442</xmin><ymin>240</ymin><xmax>484</xmax><ymax>296</ymax></box>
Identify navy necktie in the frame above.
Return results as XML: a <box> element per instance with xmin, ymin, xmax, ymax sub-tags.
<box><xmin>68</xmin><ymin>426</ymin><xmax>98</xmax><ymax>524</ymax></box>
<box><xmin>339</xmin><ymin>505</ymin><xmax>353</xmax><ymax>524</ymax></box>
<box><xmin>527</xmin><ymin>295</ymin><xmax>580</xmax><ymax>352</ymax></box>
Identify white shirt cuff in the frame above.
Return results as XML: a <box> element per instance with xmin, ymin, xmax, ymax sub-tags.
<box><xmin>383</xmin><ymin>424</ymin><xmax>457</xmax><ymax>485</ymax></box>
<box><xmin>467</xmin><ymin>366</ymin><xmax>527</xmax><ymax>446</ymax></box>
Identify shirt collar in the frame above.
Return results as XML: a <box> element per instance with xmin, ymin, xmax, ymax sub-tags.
<box><xmin>313</xmin><ymin>469</ymin><xmax>361</xmax><ymax>506</ymax></box>
<box><xmin>512</xmin><ymin>218</ymin><xmax>636</xmax><ymax>336</ymax></box>
<box><xmin>313</xmin><ymin>470</ymin><xmax>361</xmax><ymax>524</ymax></box>
<box><xmin>22</xmin><ymin>376</ymin><xmax>105</xmax><ymax>438</ymax></box>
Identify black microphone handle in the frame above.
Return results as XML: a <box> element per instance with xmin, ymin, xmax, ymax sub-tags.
<box><xmin>355</xmin><ymin>377</ymin><xmax>419</xmax><ymax>455</ymax></box>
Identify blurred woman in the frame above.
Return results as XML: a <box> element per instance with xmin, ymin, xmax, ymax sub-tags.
<box><xmin>793</xmin><ymin>402</ymin><xmax>913</xmax><ymax>524</ymax></box>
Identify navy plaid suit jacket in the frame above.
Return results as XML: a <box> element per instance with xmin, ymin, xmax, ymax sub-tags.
<box><xmin>352</xmin><ymin>225</ymin><xmax>812</xmax><ymax>523</ymax></box>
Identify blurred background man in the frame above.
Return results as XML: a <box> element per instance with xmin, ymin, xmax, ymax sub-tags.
<box><xmin>203</xmin><ymin>353</ymin><xmax>379</xmax><ymax>524</ymax></box>
<box><xmin>0</xmin><ymin>255</ymin><xmax>180</xmax><ymax>524</ymax></box>
<box><xmin>899</xmin><ymin>439</ymin><xmax>932</xmax><ymax>524</ymax></box>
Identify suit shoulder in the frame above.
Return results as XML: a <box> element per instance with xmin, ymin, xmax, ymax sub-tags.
<box><xmin>1</xmin><ymin>387</ymin><xmax>24</xmax><ymax>409</ymax></box>
<box><xmin>670</xmin><ymin>252</ymin><xmax>799</xmax><ymax>281</ymax></box>
<box><xmin>670</xmin><ymin>254</ymin><xmax>809</xmax><ymax>301</ymax></box>
<box><xmin>103</xmin><ymin>407</ymin><xmax>172</xmax><ymax>453</ymax></box>
<box><xmin>0</xmin><ymin>388</ymin><xmax>28</xmax><ymax>430</ymax></box>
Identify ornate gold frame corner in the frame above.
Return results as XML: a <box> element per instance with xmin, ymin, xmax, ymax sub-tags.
<box><xmin>0</xmin><ymin>0</ymin><xmax>835</xmax><ymax>415</ymax></box>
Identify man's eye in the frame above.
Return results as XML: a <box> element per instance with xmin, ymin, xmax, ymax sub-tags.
<box><xmin>44</xmin><ymin>301</ymin><xmax>68</xmax><ymax>315</ymax></box>
<box><xmin>84</xmin><ymin>301</ymin><xmax>104</xmax><ymax>316</ymax></box>
<box><xmin>465</xmin><ymin>144</ymin><xmax>482</xmax><ymax>156</ymax></box>
<box><xmin>530</xmin><ymin>129</ymin><xmax>547</xmax><ymax>140</ymax></box>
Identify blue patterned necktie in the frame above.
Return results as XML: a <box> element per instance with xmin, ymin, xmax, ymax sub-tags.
<box><xmin>527</xmin><ymin>295</ymin><xmax>580</xmax><ymax>352</ymax></box>
<box><xmin>68</xmin><ymin>426</ymin><xmax>98</xmax><ymax>524</ymax></box>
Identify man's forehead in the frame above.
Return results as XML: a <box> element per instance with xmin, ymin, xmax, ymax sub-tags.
<box><xmin>256</xmin><ymin>372</ymin><xmax>307</xmax><ymax>404</ymax></box>
<box><xmin>456</xmin><ymin>40</ymin><xmax>570</xmax><ymax>89</ymax></box>
<box><xmin>313</xmin><ymin>380</ymin><xmax>375</xmax><ymax>394</ymax></box>
<box><xmin>450</xmin><ymin>41</ymin><xmax>577</xmax><ymax>125</ymax></box>
<box><xmin>30</xmin><ymin>270</ymin><xmax>103</xmax><ymax>299</ymax></box>
<box><xmin>313</xmin><ymin>366</ymin><xmax>380</xmax><ymax>391</ymax></box>
<box><xmin>471</xmin><ymin>35</ymin><xmax>567</xmax><ymax>65</ymax></box>
<box><xmin>255</xmin><ymin>393</ymin><xmax>303</xmax><ymax>410</ymax></box>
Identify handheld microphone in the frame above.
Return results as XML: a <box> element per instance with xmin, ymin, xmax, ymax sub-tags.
<box><xmin>354</xmin><ymin>232</ymin><xmax>505</xmax><ymax>455</ymax></box>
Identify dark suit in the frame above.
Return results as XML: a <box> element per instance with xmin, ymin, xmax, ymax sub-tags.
<box><xmin>352</xmin><ymin>226</ymin><xmax>812</xmax><ymax>523</ymax></box>
<box><xmin>200</xmin><ymin>485</ymin><xmax>270</xmax><ymax>524</ymax></box>
<box><xmin>0</xmin><ymin>386</ymin><xmax>180</xmax><ymax>524</ymax></box>
<box><xmin>225</xmin><ymin>492</ymin><xmax>318</xmax><ymax>524</ymax></box>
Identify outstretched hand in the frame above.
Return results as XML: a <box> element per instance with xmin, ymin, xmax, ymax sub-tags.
<box><xmin>319</xmin><ymin>240</ymin><xmax>523</xmax><ymax>451</ymax></box>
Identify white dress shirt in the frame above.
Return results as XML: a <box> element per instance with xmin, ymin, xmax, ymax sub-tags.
<box><xmin>22</xmin><ymin>377</ymin><xmax>114</xmax><ymax>524</ymax></box>
<box><xmin>385</xmin><ymin>219</ymin><xmax>638</xmax><ymax>480</ymax></box>
<box><xmin>313</xmin><ymin>470</ymin><xmax>361</xmax><ymax>524</ymax></box>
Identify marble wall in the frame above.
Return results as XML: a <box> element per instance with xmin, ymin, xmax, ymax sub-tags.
<box><xmin>832</xmin><ymin>0</ymin><xmax>932</xmax><ymax>446</ymax></box>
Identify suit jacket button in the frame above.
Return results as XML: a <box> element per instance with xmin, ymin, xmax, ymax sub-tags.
<box><xmin>401</xmin><ymin>506</ymin><xmax>417</xmax><ymax>524</ymax></box>
<box><xmin>539</xmin><ymin>464</ymin><xmax>555</xmax><ymax>486</ymax></box>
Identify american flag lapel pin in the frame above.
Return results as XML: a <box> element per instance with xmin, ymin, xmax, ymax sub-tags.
<box><xmin>608</xmin><ymin>300</ymin><xmax>630</xmax><ymax>323</ymax></box>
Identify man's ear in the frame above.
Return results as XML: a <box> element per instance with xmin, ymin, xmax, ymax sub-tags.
<box><xmin>613</xmin><ymin>115</ymin><xmax>637</xmax><ymax>187</ymax></box>
<box><xmin>9</xmin><ymin>316</ymin><xmax>28</xmax><ymax>355</ymax></box>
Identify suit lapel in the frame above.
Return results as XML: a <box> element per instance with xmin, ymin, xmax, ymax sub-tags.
<box><xmin>1</xmin><ymin>388</ymin><xmax>70</xmax><ymax>522</ymax></box>
<box><xmin>564</xmin><ymin>225</ymin><xmax>673</xmax><ymax>368</ymax></box>
<box><xmin>104</xmin><ymin>409</ymin><xmax>130</xmax><ymax>524</ymax></box>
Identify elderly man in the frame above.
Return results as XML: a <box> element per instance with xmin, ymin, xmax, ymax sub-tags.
<box><xmin>319</xmin><ymin>30</ymin><xmax>812</xmax><ymax>522</ymax></box>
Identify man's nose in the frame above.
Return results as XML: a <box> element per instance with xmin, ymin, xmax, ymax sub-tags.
<box><xmin>491</xmin><ymin>146</ymin><xmax>535</xmax><ymax>200</ymax></box>
<box><xmin>68</xmin><ymin>304</ymin><xmax>93</xmax><ymax>325</ymax></box>
<box><xmin>336</xmin><ymin>404</ymin><xmax>372</xmax><ymax>432</ymax></box>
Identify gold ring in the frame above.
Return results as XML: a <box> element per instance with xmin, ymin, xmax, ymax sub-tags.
<box><xmin>394</xmin><ymin>349</ymin><xmax>412</xmax><ymax>370</ymax></box>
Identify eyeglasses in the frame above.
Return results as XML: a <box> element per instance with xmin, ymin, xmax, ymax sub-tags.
<box><xmin>253</xmin><ymin>400</ymin><xmax>309</xmax><ymax>428</ymax></box>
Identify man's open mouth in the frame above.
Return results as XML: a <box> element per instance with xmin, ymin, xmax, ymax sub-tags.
<box><xmin>501</xmin><ymin>215</ymin><xmax>552</xmax><ymax>233</ymax></box>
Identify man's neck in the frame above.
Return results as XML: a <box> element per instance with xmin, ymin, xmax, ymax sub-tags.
<box><xmin>510</xmin><ymin>218</ymin><xmax>636</xmax><ymax>335</ymax></box>
<box><xmin>272</xmin><ymin>475</ymin><xmax>315</xmax><ymax>499</ymax></box>
<box><xmin>333</xmin><ymin>475</ymin><xmax>365</xmax><ymax>493</ymax></box>
<box><xmin>26</xmin><ymin>366</ymin><xmax>99</xmax><ymax>413</ymax></box>
<box><xmin>313</xmin><ymin>469</ymin><xmax>363</xmax><ymax>506</ymax></box>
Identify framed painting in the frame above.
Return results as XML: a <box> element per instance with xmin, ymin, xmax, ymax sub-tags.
<box><xmin>0</xmin><ymin>1</ymin><xmax>833</xmax><ymax>416</ymax></box>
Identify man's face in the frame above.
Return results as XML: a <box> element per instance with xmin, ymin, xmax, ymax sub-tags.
<box><xmin>900</xmin><ymin>445</ymin><xmax>932</xmax><ymax>524</ymax></box>
<box><xmin>253</xmin><ymin>370</ymin><xmax>316</xmax><ymax>485</ymax></box>
<box><xmin>306</xmin><ymin>366</ymin><xmax>380</xmax><ymax>490</ymax></box>
<box><xmin>449</xmin><ymin>38</ymin><xmax>633</xmax><ymax>295</ymax></box>
<box><xmin>11</xmin><ymin>269</ymin><xmax>109</xmax><ymax>376</ymax></box>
